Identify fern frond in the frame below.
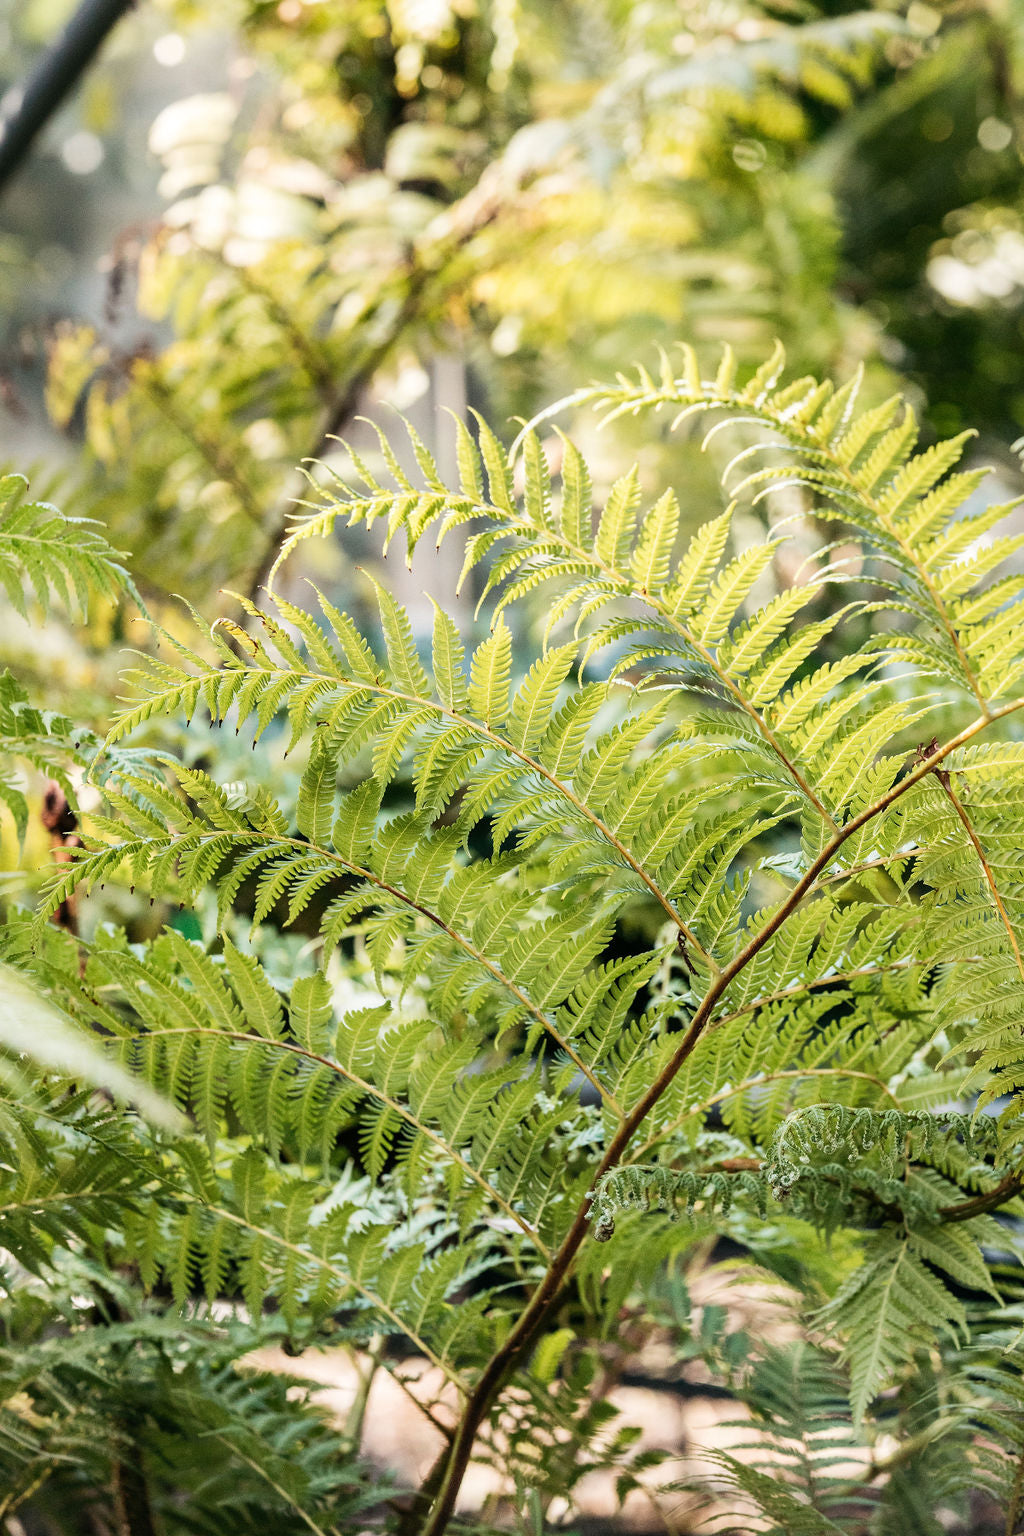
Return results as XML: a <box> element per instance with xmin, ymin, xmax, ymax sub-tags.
<box><xmin>820</xmin><ymin>1231</ymin><xmax>967</xmax><ymax>1422</ymax></box>
<box><xmin>559</xmin><ymin>346</ymin><xmax>1024</xmax><ymax>715</ymax></box>
<box><xmin>0</xmin><ymin>471</ymin><xmax>138</xmax><ymax>619</ymax></box>
<box><xmin>19</xmin><ymin>347</ymin><xmax>1024</xmax><ymax>1507</ymax></box>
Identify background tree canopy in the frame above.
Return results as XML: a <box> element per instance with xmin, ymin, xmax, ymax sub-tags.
<box><xmin>4</xmin><ymin>0</ymin><xmax>1024</xmax><ymax>604</ymax></box>
<box><xmin>3</xmin><ymin>2</ymin><xmax>1024</xmax><ymax>1533</ymax></box>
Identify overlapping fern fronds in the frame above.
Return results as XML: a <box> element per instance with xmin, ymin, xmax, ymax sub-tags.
<box><xmin>12</xmin><ymin>344</ymin><xmax>1024</xmax><ymax>1531</ymax></box>
<box><xmin>681</xmin><ymin>1341</ymin><xmax>871</xmax><ymax>1535</ymax></box>
<box><xmin>0</xmin><ymin>1258</ymin><xmax>384</xmax><ymax>1533</ymax></box>
<box><xmin>0</xmin><ymin>470</ymin><xmax>151</xmax><ymax>842</ymax></box>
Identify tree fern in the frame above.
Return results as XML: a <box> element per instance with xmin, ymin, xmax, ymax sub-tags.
<box><xmin>9</xmin><ymin>346</ymin><xmax>1024</xmax><ymax>1530</ymax></box>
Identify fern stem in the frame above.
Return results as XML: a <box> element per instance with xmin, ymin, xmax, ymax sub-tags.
<box><xmin>634</xmin><ymin>1064</ymin><xmax>902</xmax><ymax>1158</ymax></box>
<box><xmin>487</xmin><ymin>505</ymin><xmax>841</xmax><ymax>836</ymax></box>
<box><xmin>465</xmin><ymin>706</ymin><xmax>719</xmax><ymax>972</ymax></box>
<box><xmin>863</xmin><ymin>1415</ymin><xmax>958</xmax><ymax>1479</ymax></box>
<box><xmin>341</xmin><ymin>1335</ymin><xmax>385</xmax><ymax>1451</ymax></box>
<box><xmin>0</xmin><ymin>1465</ymin><xmax>52</xmax><ymax>1520</ymax></box>
<box><xmin>53</xmin><ymin>825</ymin><xmax>621</xmax><ymax>1116</ymax></box>
<box><xmin>645</xmin><ymin>589</ymin><xmax>840</xmax><ymax>833</ymax></box>
<box><xmin>200</xmin><ymin>1202</ymin><xmax>463</xmax><ymax>1389</ymax></box>
<box><xmin>814</xmin><ymin>852</ymin><xmax>918</xmax><ymax>887</ymax></box>
<box><xmin>110</xmin><ymin>1450</ymin><xmax>160</xmax><ymax>1536</ymax></box>
<box><xmin>418</xmin><ymin>695</ymin><xmax>1024</xmax><ymax>1536</ymax></box>
<box><xmin>816</xmin><ymin>461</ymin><xmax>989</xmax><ymax>718</ymax></box>
<box><xmin>939</xmin><ymin>1170</ymin><xmax>1024</xmax><ymax>1224</ymax></box>
<box><xmin>709</xmin><ymin>957</ymin><xmax>924</xmax><ymax>1024</ymax></box>
<box><xmin>339</xmin><ymin>664</ymin><xmax>717</xmax><ymax>971</ymax></box>
<box><xmin>308</xmin><ymin>839</ymin><xmax>620</xmax><ymax>1114</ymax></box>
<box><xmin>212</xmin><ymin>1436</ymin><xmax>332</xmax><ymax>1536</ymax></box>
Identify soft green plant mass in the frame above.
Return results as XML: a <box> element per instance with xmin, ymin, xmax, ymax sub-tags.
<box><xmin>23</xmin><ymin>0</ymin><xmax>1024</xmax><ymax>609</ymax></box>
<box><xmin>4</xmin><ymin>346</ymin><xmax>1024</xmax><ymax>1532</ymax></box>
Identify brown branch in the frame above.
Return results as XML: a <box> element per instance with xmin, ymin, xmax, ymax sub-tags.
<box><xmin>110</xmin><ymin>1446</ymin><xmax>160</xmax><ymax>1536</ymax></box>
<box><xmin>415</xmin><ymin>696</ymin><xmax>1024</xmax><ymax>1536</ymax></box>
<box><xmin>939</xmin><ymin>1171</ymin><xmax>1024</xmax><ymax>1224</ymax></box>
<box><xmin>0</xmin><ymin>0</ymin><xmax>135</xmax><ymax>198</ymax></box>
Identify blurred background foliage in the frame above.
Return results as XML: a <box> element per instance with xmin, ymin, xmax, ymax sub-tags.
<box><xmin>3</xmin><ymin>0</ymin><xmax>1024</xmax><ymax>613</ymax></box>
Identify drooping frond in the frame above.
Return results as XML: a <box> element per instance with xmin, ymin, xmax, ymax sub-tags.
<box><xmin>819</xmin><ymin>1229</ymin><xmax>973</xmax><ymax>1423</ymax></box>
<box><xmin>688</xmin><ymin>1342</ymin><xmax>870</xmax><ymax>1535</ymax></box>
<box><xmin>0</xmin><ymin>1274</ymin><xmax>385</xmax><ymax>1533</ymax></box>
